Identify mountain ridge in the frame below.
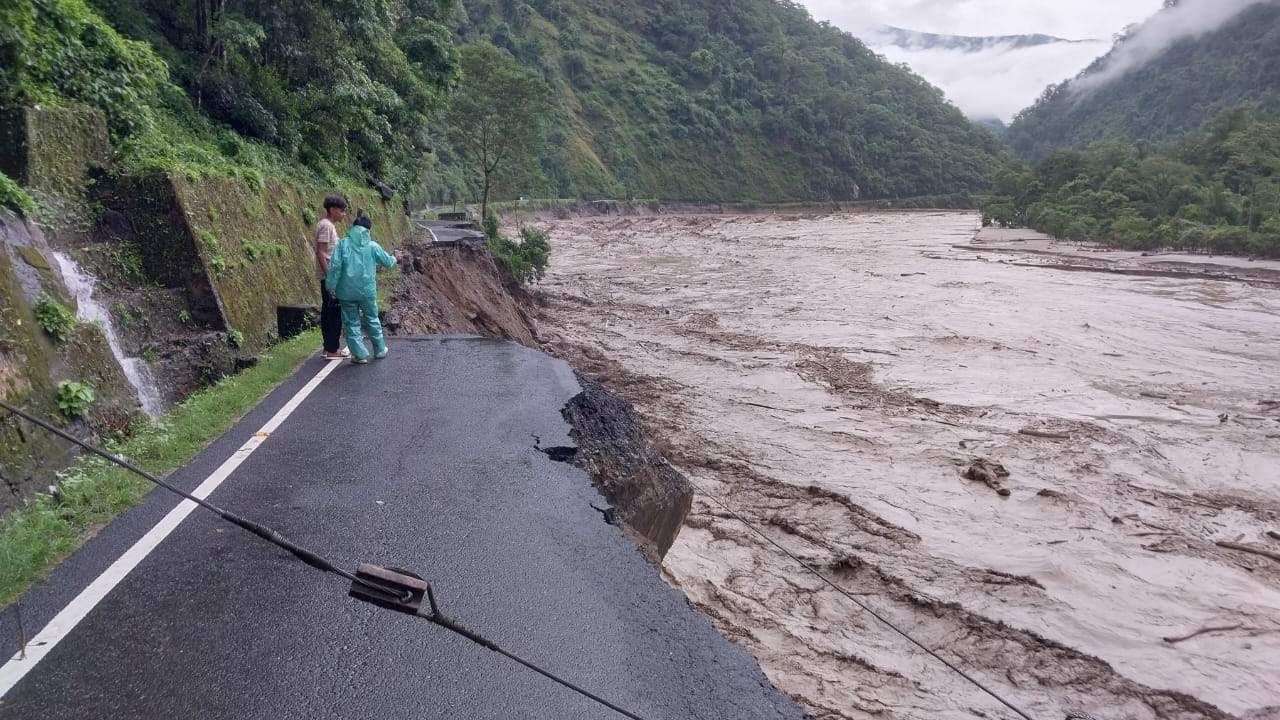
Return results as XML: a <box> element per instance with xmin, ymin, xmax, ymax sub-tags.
<box><xmin>418</xmin><ymin>0</ymin><xmax>1007</xmax><ymax>203</ymax></box>
<box><xmin>878</xmin><ymin>26</ymin><xmax>1093</xmax><ymax>53</ymax></box>
<box><xmin>1005</xmin><ymin>1</ymin><xmax>1280</xmax><ymax>160</ymax></box>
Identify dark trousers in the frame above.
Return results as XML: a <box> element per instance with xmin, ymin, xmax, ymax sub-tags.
<box><xmin>320</xmin><ymin>280</ymin><xmax>342</xmax><ymax>352</ymax></box>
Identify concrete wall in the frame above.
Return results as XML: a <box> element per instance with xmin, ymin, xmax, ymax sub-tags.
<box><xmin>97</xmin><ymin>173</ymin><xmax>411</xmax><ymax>349</ymax></box>
<box><xmin>0</xmin><ymin>105</ymin><xmax>110</xmax><ymax>198</ymax></box>
<box><xmin>173</xmin><ymin>176</ymin><xmax>410</xmax><ymax>348</ymax></box>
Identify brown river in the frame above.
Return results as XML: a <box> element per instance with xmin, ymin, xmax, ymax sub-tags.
<box><xmin>533</xmin><ymin>211</ymin><xmax>1280</xmax><ymax>720</ymax></box>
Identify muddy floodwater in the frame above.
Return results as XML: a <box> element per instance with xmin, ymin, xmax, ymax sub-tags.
<box><xmin>536</xmin><ymin>211</ymin><xmax>1280</xmax><ymax>720</ymax></box>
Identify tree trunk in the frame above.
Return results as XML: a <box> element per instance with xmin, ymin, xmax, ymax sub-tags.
<box><xmin>195</xmin><ymin>0</ymin><xmax>211</xmax><ymax>49</ymax></box>
<box><xmin>481</xmin><ymin>171</ymin><xmax>491</xmax><ymax>226</ymax></box>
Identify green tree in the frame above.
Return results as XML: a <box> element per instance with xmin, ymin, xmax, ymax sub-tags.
<box><xmin>51</xmin><ymin>0</ymin><xmax>462</xmax><ymax>186</ymax></box>
<box><xmin>444</xmin><ymin>42</ymin><xmax>552</xmax><ymax>219</ymax></box>
<box><xmin>983</xmin><ymin>109</ymin><xmax>1280</xmax><ymax>258</ymax></box>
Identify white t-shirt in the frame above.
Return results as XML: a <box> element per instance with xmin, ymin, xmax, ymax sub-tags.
<box><xmin>314</xmin><ymin>218</ymin><xmax>339</xmax><ymax>280</ymax></box>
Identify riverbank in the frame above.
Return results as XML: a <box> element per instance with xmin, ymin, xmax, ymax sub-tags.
<box><xmin>534</xmin><ymin>211</ymin><xmax>1280</xmax><ymax>720</ymax></box>
<box><xmin>970</xmin><ymin>227</ymin><xmax>1280</xmax><ymax>288</ymax></box>
<box><xmin>450</xmin><ymin>193</ymin><xmax>979</xmax><ymax>222</ymax></box>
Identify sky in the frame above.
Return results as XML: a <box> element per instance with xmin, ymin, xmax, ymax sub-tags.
<box><xmin>799</xmin><ymin>0</ymin><xmax>1167</xmax><ymax>121</ymax></box>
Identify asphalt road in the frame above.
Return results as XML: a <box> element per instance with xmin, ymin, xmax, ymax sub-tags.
<box><xmin>0</xmin><ymin>337</ymin><xmax>806</xmax><ymax>720</ymax></box>
<box><xmin>419</xmin><ymin>218</ymin><xmax>486</xmax><ymax>247</ymax></box>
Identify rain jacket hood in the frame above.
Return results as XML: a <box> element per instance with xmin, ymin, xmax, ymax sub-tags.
<box><xmin>324</xmin><ymin>225</ymin><xmax>397</xmax><ymax>302</ymax></box>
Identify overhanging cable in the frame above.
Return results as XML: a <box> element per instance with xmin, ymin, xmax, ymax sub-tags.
<box><xmin>693</xmin><ymin>481</ymin><xmax>1037</xmax><ymax>720</ymax></box>
<box><xmin>0</xmin><ymin>400</ymin><xmax>650</xmax><ymax>720</ymax></box>
<box><xmin>0</xmin><ymin>400</ymin><xmax>365</xmax><ymax>588</ymax></box>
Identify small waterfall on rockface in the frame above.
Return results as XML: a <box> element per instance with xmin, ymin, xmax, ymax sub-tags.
<box><xmin>53</xmin><ymin>252</ymin><xmax>165</xmax><ymax>417</ymax></box>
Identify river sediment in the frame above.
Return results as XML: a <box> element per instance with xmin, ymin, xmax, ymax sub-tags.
<box><xmin>536</xmin><ymin>211</ymin><xmax>1280</xmax><ymax>720</ymax></box>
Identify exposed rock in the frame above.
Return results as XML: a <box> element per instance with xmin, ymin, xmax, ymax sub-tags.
<box><xmin>0</xmin><ymin>211</ymin><xmax>139</xmax><ymax>514</ymax></box>
<box><xmin>17</xmin><ymin>245</ymin><xmax>50</xmax><ymax>270</ymax></box>
<box><xmin>560</xmin><ymin>373</ymin><xmax>693</xmax><ymax>560</ymax></box>
<box><xmin>963</xmin><ymin>457</ymin><xmax>1012</xmax><ymax>496</ymax></box>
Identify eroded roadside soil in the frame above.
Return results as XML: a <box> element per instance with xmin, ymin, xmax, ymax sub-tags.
<box><xmin>534</xmin><ymin>212</ymin><xmax>1280</xmax><ymax>720</ymax></box>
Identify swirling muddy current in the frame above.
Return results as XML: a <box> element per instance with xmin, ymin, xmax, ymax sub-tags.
<box><xmin>534</xmin><ymin>211</ymin><xmax>1280</xmax><ymax>720</ymax></box>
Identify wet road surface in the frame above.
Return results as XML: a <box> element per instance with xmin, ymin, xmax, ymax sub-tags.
<box><xmin>537</xmin><ymin>212</ymin><xmax>1280</xmax><ymax>720</ymax></box>
<box><xmin>0</xmin><ymin>337</ymin><xmax>804</xmax><ymax>720</ymax></box>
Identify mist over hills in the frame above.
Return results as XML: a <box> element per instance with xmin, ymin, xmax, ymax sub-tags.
<box><xmin>1007</xmin><ymin>0</ymin><xmax>1280</xmax><ymax>159</ymax></box>
<box><xmin>878</xmin><ymin>26</ymin><xmax>1091</xmax><ymax>53</ymax></box>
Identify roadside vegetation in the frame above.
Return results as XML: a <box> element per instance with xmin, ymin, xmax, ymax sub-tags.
<box><xmin>33</xmin><ymin>295</ymin><xmax>77</xmax><ymax>344</ymax></box>
<box><xmin>1</xmin><ymin>0</ymin><xmax>461</xmax><ymax>189</ymax></box>
<box><xmin>0</xmin><ymin>329</ymin><xmax>320</xmax><ymax>606</ymax></box>
<box><xmin>983</xmin><ymin>109</ymin><xmax>1280</xmax><ymax>258</ymax></box>
<box><xmin>483</xmin><ymin>212</ymin><xmax>550</xmax><ymax>283</ymax></box>
<box><xmin>0</xmin><ymin>170</ymin><xmax>37</xmax><ymax>217</ymax></box>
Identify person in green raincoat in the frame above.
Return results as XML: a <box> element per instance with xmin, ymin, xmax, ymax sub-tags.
<box><xmin>323</xmin><ymin>210</ymin><xmax>398</xmax><ymax>364</ymax></box>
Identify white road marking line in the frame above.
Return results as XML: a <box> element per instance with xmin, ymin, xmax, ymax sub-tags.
<box><xmin>0</xmin><ymin>357</ymin><xmax>343</xmax><ymax>699</ymax></box>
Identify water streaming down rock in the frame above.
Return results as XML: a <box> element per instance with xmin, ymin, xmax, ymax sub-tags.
<box><xmin>53</xmin><ymin>252</ymin><xmax>165</xmax><ymax>417</ymax></box>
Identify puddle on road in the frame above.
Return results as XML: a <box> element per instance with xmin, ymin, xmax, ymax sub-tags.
<box><xmin>536</xmin><ymin>212</ymin><xmax>1280</xmax><ymax>720</ymax></box>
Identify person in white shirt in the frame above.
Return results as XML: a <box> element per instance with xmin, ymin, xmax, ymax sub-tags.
<box><xmin>314</xmin><ymin>195</ymin><xmax>349</xmax><ymax>358</ymax></box>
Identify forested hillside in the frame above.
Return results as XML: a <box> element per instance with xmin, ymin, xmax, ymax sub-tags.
<box><xmin>0</xmin><ymin>0</ymin><xmax>464</xmax><ymax>205</ymax></box>
<box><xmin>984</xmin><ymin>109</ymin><xmax>1280</xmax><ymax>257</ymax></box>
<box><xmin>3</xmin><ymin>0</ymin><xmax>1005</xmax><ymax>208</ymax></box>
<box><xmin>427</xmin><ymin>0</ymin><xmax>1005</xmax><ymax>202</ymax></box>
<box><xmin>1006</xmin><ymin>1</ymin><xmax>1280</xmax><ymax>161</ymax></box>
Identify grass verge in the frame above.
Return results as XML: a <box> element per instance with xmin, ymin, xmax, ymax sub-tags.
<box><xmin>0</xmin><ymin>329</ymin><xmax>321</xmax><ymax>606</ymax></box>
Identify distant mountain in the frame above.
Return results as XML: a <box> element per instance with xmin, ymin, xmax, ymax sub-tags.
<box><xmin>423</xmin><ymin>1</ymin><xmax>1008</xmax><ymax>202</ymax></box>
<box><xmin>879</xmin><ymin>26</ymin><xmax>1090</xmax><ymax>53</ymax></box>
<box><xmin>1006</xmin><ymin>1</ymin><xmax>1280</xmax><ymax>160</ymax></box>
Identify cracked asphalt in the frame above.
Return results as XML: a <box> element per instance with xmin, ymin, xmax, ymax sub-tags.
<box><xmin>0</xmin><ymin>337</ymin><xmax>806</xmax><ymax>720</ymax></box>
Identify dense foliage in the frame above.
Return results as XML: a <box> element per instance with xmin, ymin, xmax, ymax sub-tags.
<box><xmin>0</xmin><ymin>0</ymin><xmax>168</xmax><ymax>138</ymax></box>
<box><xmin>984</xmin><ymin>110</ymin><xmax>1280</xmax><ymax>258</ymax></box>
<box><xmin>482</xmin><ymin>212</ymin><xmax>550</xmax><ymax>282</ymax></box>
<box><xmin>421</xmin><ymin>0</ymin><xmax>1007</xmax><ymax>204</ymax></box>
<box><xmin>1006</xmin><ymin>2</ymin><xmax>1280</xmax><ymax>161</ymax></box>
<box><xmin>93</xmin><ymin>0</ymin><xmax>462</xmax><ymax>188</ymax></box>
<box><xmin>0</xmin><ymin>170</ymin><xmax>37</xmax><ymax>216</ymax></box>
<box><xmin>445</xmin><ymin>42</ymin><xmax>552</xmax><ymax>217</ymax></box>
<box><xmin>4</xmin><ymin>0</ymin><xmax>1006</xmax><ymax>205</ymax></box>
<box><xmin>55</xmin><ymin>380</ymin><xmax>95</xmax><ymax>418</ymax></box>
<box><xmin>0</xmin><ymin>0</ymin><xmax>461</xmax><ymax>188</ymax></box>
<box><xmin>34</xmin><ymin>295</ymin><xmax>77</xmax><ymax>343</ymax></box>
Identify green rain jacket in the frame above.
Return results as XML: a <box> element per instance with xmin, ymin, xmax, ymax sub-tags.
<box><xmin>324</xmin><ymin>225</ymin><xmax>397</xmax><ymax>302</ymax></box>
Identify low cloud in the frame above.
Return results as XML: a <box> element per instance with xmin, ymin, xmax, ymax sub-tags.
<box><xmin>802</xmin><ymin>0</ymin><xmax>1159</xmax><ymax>40</ymax></box>
<box><xmin>872</xmin><ymin>38</ymin><xmax>1111</xmax><ymax>121</ymax></box>
<box><xmin>1071</xmin><ymin>0</ymin><xmax>1280</xmax><ymax>96</ymax></box>
<box><xmin>799</xmin><ymin>0</ymin><xmax>1161</xmax><ymax>122</ymax></box>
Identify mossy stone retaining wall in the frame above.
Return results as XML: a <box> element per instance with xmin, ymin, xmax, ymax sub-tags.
<box><xmin>176</xmin><ymin>177</ymin><xmax>409</xmax><ymax>348</ymax></box>
<box><xmin>101</xmin><ymin>172</ymin><xmax>409</xmax><ymax>350</ymax></box>
<box><xmin>0</xmin><ymin>220</ymin><xmax>65</xmax><ymax>512</ymax></box>
<box><xmin>0</xmin><ymin>105</ymin><xmax>110</xmax><ymax>198</ymax></box>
